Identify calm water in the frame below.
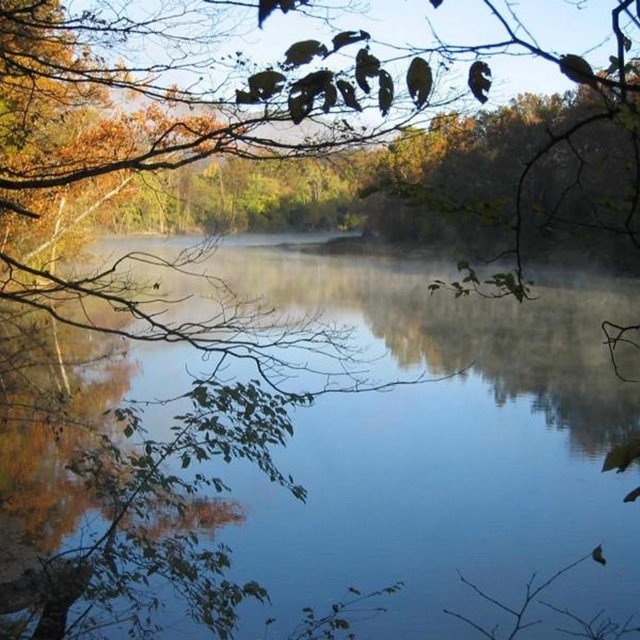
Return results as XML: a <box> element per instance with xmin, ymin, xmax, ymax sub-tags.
<box><xmin>15</xmin><ymin>233</ymin><xmax>640</xmax><ymax>639</ymax></box>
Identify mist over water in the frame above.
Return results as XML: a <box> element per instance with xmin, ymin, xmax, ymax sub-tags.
<box><xmin>86</xmin><ymin>234</ymin><xmax>640</xmax><ymax>639</ymax></box>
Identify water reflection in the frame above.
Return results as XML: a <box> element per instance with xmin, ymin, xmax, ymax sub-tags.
<box><xmin>0</xmin><ymin>293</ymin><xmax>247</xmax><ymax>635</ymax></box>
<box><xmin>84</xmin><ymin>236</ymin><xmax>640</xmax><ymax>640</ymax></box>
<box><xmin>133</xmin><ymin>239</ymin><xmax>640</xmax><ymax>460</ymax></box>
<box><xmin>0</xmin><ymin>302</ymin><xmax>135</xmax><ymax>569</ymax></box>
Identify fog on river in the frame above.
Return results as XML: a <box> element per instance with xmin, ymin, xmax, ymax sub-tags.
<box><xmin>4</xmin><ymin>232</ymin><xmax>640</xmax><ymax>639</ymax></box>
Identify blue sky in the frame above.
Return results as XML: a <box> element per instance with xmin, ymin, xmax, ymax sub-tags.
<box><xmin>231</xmin><ymin>0</ymin><xmax>621</xmax><ymax>107</ymax></box>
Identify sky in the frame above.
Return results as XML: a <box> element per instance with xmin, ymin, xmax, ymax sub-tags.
<box><xmin>225</xmin><ymin>0</ymin><xmax>623</xmax><ymax>109</ymax></box>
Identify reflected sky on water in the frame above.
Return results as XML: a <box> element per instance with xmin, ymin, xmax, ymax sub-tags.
<box><xmin>92</xmin><ymin>235</ymin><xmax>640</xmax><ymax>639</ymax></box>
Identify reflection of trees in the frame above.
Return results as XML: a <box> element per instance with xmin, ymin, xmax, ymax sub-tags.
<box><xmin>208</xmin><ymin>247</ymin><xmax>640</xmax><ymax>457</ymax></box>
<box><xmin>0</xmin><ymin>299</ymin><xmax>244</xmax><ymax>576</ymax></box>
<box><xmin>0</xmin><ymin>302</ymin><xmax>134</xmax><ymax>558</ymax></box>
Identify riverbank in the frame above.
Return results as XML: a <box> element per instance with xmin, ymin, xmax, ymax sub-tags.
<box><xmin>285</xmin><ymin>233</ymin><xmax>640</xmax><ymax>282</ymax></box>
<box><xmin>291</xmin><ymin>234</ymin><xmax>439</xmax><ymax>260</ymax></box>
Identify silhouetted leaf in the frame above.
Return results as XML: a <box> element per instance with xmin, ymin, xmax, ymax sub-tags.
<box><xmin>258</xmin><ymin>0</ymin><xmax>278</xmax><ymax>26</ymax></box>
<box><xmin>591</xmin><ymin>545</ymin><xmax>606</xmax><ymax>566</ymax></box>
<box><xmin>602</xmin><ymin>437</ymin><xmax>640</xmax><ymax>472</ymax></box>
<box><xmin>430</xmin><ymin>0</ymin><xmax>444</xmax><ymax>6</ymax></box>
<box><xmin>332</xmin><ymin>30</ymin><xmax>370</xmax><ymax>52</ymax></box>
<box><xmin>321</xmin><ymin>82</ymin><xmax>338</xmax><ymax>113</ymax></box>
<box><xmin>284</xmin><ymin>40</ymin><xmax>329</xmax><ymax>68</ymax></box>
<box><xmin>288</xmin><ymin>70</ymin><xmax>334</xmax><ymax>123</ymax></box>
<box><xmin>355</xmin><ymin>48</ymin><xmax>380</xmax><ymax>93</ymax></box>
<box><xmin>336</xmin><ymin>79</ymin><xmax>362</xmax><ymax>111</ymax></box>
<box><xmin>235</xmin><ymin>89</ymin><xmax>260</xmax><ymax>105</ymax></box>
<box><xmin>468</xmin><ymin>61</ymin><xmax>492</xmax><ymax>104</ymax></box>
<box><xmin>623</xmin><ymin>486</ymin><xmax>640</xmax><ymax>503</ymax></box>
<box><xmin>288</xmin><ymin>93</ymin><xmax>309</xmax><ymax>124</ymax></box>
<box><xmin>407</xmin><ymin>57</ymin><xmax>433</xmax><ymax>108</ymax></box>
<box><xmin>247</xmin><ymin>70</ymin><xmax>286</xmax><ymax>100</ymax></box>
<box><xmin>291</xmin><ymin>70</ymin><xmax>334</xmax><ymax>95</ymax></box>
<box><xmin>258</xmin><ymin>0</ymin><xmax>310</xmax><ymax>28</ymax></box>
<box><xmin>560</xmin><ymin>54</ymin><xmax>597</xmax><ymax>88</ymax></box>
<box><xmin>378</xmin><ymin>70</ymin><xmax>394</xmax><ymax>116</ymax></box>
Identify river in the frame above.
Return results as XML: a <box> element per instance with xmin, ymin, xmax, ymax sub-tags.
<box><xmin>3</xmin><ymin>232</ymin><xmax>640</xmax><ymax>639</ymax></box>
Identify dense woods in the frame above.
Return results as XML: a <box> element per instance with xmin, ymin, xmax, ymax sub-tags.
<box><xmin>3</xmin><ymin>0</ymin><xmax>640</xmax><ymax>639</ymax></box>
<box><xmin>105</xmin><ymin>78</ymin><xmax>640</xmax><ymax>280</ymax></box>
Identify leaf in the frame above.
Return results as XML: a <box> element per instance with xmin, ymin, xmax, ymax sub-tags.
<box><xmin>378</xmin><ymin>69</ymin><xmax>394</xmax><ymax>116</ymax></box>
<box><xmin>291</xmin><ymin>70</ymin><xmax>334</xmax><ymax>95</ymax></box>
<box><xmin>336</xmin><ymin>79</ymin><xmax>362</xmax><ymax>111</ymax></box>
<box><xmin>332</xmin><ymin>30</ymin><xmax>370</xmax><ymax>52</ymax></box>
<box><xmin>258</xmin><ymin>0</ymin><xmax>278</xmax><ymax>26</ymax></box>
<box><xmin>355</xmin><ymin>48</ymin><xmax>380</xmax><ymax>93</ymax></box>
<box><xmin>288</xmin><ymin>92</ymin><xmax>313</xmax><ymax>124</ymax></box>
<box><xmin>321</xmin><ymin>82</ymin><xmax>338</xmax><ymax>113</ymax></box>
<box><xmin>602</xmin><ymin>437</ymin><xmax>640</xmax><ymax>472</ymax></box>
<box><xmin>258</xmin><ymin>0</ymin><xmax>310</xmax><ymax>28</ymax></box>
<box><xmin>623</xmin><ymin>486</ymin><xmax>640</xmax><ymax>503</ymax></box>
<box><xmin>248</xmin><ymin>70</ymin><xmax>287</xmax><ymax>100</ymax></box>
<box><xmin>284</xmin><ymin>40</ymin><xmax>329</xmax><ymax>68</ymax></box>
<box><xmin>430</xmin><ymin>0</ymin><xmax>444</xmax><ymax>6</ymax></box>
<box><xmin>235</xmin><ymin>89</ymin><xmax>260</xmax><ymax>105</ymax></box>
<box><xmin>607</xmin><ymin>55</ymin><xmax>620</xmax><ymax>74</ymax></box>
<box><xmin>468</xmin><ymin>61</ymin><xmax>492</xmax><ymax>104</ymax></box>
<box><xmin>560</xmin><ymin>54</ymin><xmax>597</xmax><ymax>88</ymax></box>
<box><xmin>591</xmin><ymin>545</ymin><xmax>606</xmax><ymax>566</ymax></box>
<box><xmin>406</xmin><ymin>57</ymin><xmax>433</xmax><ymax>108</ymax></box>
<box><xmin>288</xmin><ymin>70</ymin><xmax>335</xmax><ymax>122</ymax></box>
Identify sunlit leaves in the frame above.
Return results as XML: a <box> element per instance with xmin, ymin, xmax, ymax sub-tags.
<box><xmin>332</xmin><ymin>30</ymin><xmax>370</xmax><ymax>52</ymax></box>
<box><xmin>258</xmin><ymin>0</ymin><xmax>310</xmax><ymax>28</ymax></box>
<box><xmin>378</xmin><ymin>70</ymin><xmax>394</xmax><ymax>116</ymax></box>
<box><xmin>407</xmin><ymin>57</ymin><xmax>433</xmax><ymax>108</ymax></box>
<box><xmin>468</xmin><ymin>61</ymin><xmax>492</xmax><ymax>104</ymax></box>
<box><xmin>355</xmin><ymin>48</ymin><xmax>381</xmax><ymax>93</ymax></box>
<box><xmin>284</xmin><ymin>40</ymin><xmax>328</xmax><ymax>68</ymax></box>
<box><xmin>560</xmin><ymin>54</ymin><xmax>597</xmax><ymax>88</ymax></box>
<box><xmin>336</xmin><ymin>79</ymin><xmax>362</xmax><ymax>111</ymax></box>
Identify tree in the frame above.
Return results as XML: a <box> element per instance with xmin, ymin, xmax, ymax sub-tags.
<box><xmin>0</xmin><ymin>1</ymin><xmax>400</xmax><ymax>637</ymax></box>
<box><xmin>2</xmin><ymin>0</ymin><xmax>640</xmax><ymax>637</ymax></box>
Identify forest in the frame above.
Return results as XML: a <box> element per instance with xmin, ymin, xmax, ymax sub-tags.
<box><xmin>2</xmin><ymin>0</ymin><xmax>640</xmax><ymax>639</ymax></box>
<box><xmin>105</xmin><ymin>82</ymin><xmax>639</xmax><ymax>279</ymax></box>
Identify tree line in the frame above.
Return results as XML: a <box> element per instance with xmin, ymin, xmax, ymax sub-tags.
<box><xmin>359</xmin><ymin>77</ymin><xmax>640</xmax><ymax>273</ymax></box>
